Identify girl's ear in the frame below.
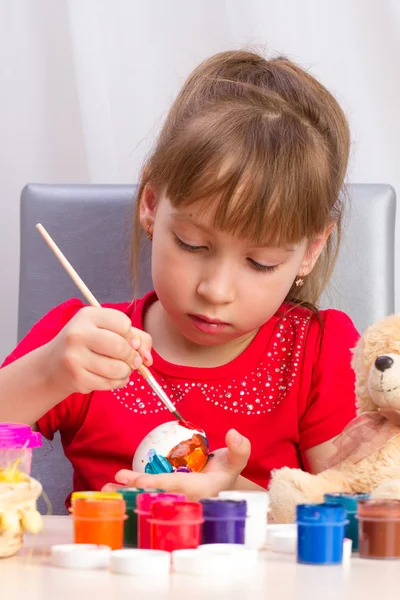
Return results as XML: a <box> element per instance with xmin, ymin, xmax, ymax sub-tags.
<box><xmin>300</xmin><ymin>223</ymin><xmax>335</xmax><ymax>276</ymax></box>
<box><xmin>139</xmin><ymin>184</ymin><xmax>159</xmax><ymax>234</ymax></box>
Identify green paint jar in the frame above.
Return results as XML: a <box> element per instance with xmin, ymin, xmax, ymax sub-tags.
<box><xmin>324</xmin><ymin>493</ymin><xmax>370</xmax><ymax>552</ymax></box>
<box><xmin>118</xmin><ymin>488</ymin><xmax>162</xmax><ymax>547</ymax></box>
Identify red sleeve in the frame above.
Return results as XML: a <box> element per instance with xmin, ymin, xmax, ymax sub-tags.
<box><xmin>1</xmin><ymin>299</ymin><xmax>86</xmax><ymax>441</ymax></box>
<box><xmin>298</xmin><ymin>309</ymin><xmax>359</xmax><ymax>451</ymax></box>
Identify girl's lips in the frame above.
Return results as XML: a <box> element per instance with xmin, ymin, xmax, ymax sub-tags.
<box><xmin>188</xmin><ymin>314</ymin><xmax>229</xmax><ymax>333</ymax></box>
<box><xmin>191</xmin><ymin>314</ymin><xmax>228</xmax><ymax>325</ymax></box>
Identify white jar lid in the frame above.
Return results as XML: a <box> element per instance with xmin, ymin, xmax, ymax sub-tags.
<box><xmin>172</xmin><ymin>547</ymin><xmax>257</xmax><ymax>576</ymax></box>
<box><xmin>266</xmin><ymin>523</ymin><xmax>297</xmax><ymax>546</ymax></box>
<box><xmin>110</xmin><ymin>549</ymin><xmax>170</xmax><ymax>576</ymax></box>
<box><xmin>271</xmin><ymin>530</ymin><xmax>297</xmax><ymax>554</ymax></box>
<box><xmin>50</xmin><ymin>544</ymin><xmax>111</xmax><ymax>570</ymax></box>
<box><xmin>110</xmin><ymin>548</ymin><xmax>171</xmax><ymax>576</ymax></box>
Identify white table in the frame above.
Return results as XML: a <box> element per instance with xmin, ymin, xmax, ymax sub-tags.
<box><xmin>0</xmin><ymin>516</ymin><xmax>397</xmax><ymax>599</ymax></box>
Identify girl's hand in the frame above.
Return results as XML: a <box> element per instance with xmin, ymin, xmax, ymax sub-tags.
<box><xmin>102</xmin><ymin>429</ymin><xmax>251</xmax><ymax>501</ymax></box>
<box><xmin>44</xmin><ymin>307</ymin><xmax>153</xmax><ymax>396</ymax></box>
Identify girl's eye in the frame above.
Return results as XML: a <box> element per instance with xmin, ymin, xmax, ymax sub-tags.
<box><xmin>174</xmin><ymin>235</ymin><xmax>206</xmax><ymax>252</ymax></box>
<box><xmin>248</xmin><ymin>259</ymin><xmax>279</xmax><ymax>273</ymax></box>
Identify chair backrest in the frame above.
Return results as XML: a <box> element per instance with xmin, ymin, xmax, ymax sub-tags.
<box><xmin>18</xmin><ymin>182</ymin><xmax>396</xmax><ymax>514</ymax></box>
<box><xmin>319</xmin><ymin>183</ymin><xmax>396</xmax><ymax>332</ymax></box>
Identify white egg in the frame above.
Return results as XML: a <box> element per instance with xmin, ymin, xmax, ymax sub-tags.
<box><xmin>133</xmin><ymin>421</ymin><xmax>209</xmax><ymax>474</ymax></box>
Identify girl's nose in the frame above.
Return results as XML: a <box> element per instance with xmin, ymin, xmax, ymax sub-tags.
<box><xmin>197</xmin><ymin>265</ymin><xmax>236</xmax><ymax>305</ymax></box>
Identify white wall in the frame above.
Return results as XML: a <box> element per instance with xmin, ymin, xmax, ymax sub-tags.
<box><xmin>1</xmin><ymin>0</ymin><xmax>399</xmax><ymax>359</ymax></box>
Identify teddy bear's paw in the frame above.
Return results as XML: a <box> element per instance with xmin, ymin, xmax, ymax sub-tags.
<box><xmin>268</xmin><ymin>468</ymin><xmax>322</xmax><ymax>523</ymax></box>
<box><xmin>371</xmin><ymin>479</ymin><xmax>400</xmax><ymax>500</ymax></box>
<box><xmin>268</xmin><ymin>467</ymin><xmax>352</xmax><ymax>524</ymax></box>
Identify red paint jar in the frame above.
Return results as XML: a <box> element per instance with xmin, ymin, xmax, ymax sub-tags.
<box><xmin>358</xmin><ymin>499</ymin><xmax>400</xmax><ymax>559</ymax></box>
<box><xmin>135</xmin><ymin>492</ymin><xmax>186</xmax><ymax>549</ymax></box>
<box><xmin>149</xmin><ymin>500</ymin><xmax>203</xmax><ymax>552</ymax></box>
<box><xmin>72</xmin><ymin>497</ymin><xmax>126</xmax><ymax>550</ymax></box>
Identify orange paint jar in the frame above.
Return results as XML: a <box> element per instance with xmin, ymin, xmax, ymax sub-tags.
<box><xmin>72</xmin><ymin>497</ymin><xmax>126</xmax><ymax>550</ymax></box>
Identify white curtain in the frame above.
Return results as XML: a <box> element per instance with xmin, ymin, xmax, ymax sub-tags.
<box><xmin>1</xmin><ymin>0</ymin><xmax>399</xmax><ymax>358</ymax></box>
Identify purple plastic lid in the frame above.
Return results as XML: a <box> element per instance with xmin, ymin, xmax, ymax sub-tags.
<box><xmin>0</xmin><ymin>423</ymin><xmax>42</xmax><ymax>449</ymax></box>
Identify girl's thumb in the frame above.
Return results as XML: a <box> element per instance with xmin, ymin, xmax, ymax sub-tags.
<box><xmin>225</xmin><ymin>429</ymin><xmax>251</xmax><ymax>472</ymax></box>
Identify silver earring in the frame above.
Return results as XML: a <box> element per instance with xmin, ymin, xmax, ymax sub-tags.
<box><xmin>295</xmin><ymin>277</ymin><xmax>304</xmax><ymax>287</ymax></box>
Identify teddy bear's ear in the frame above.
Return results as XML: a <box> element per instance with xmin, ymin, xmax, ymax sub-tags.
<box><xmin>351</xmin><ymin>334</ymin><xmax>377</xmax><ymax>414</ymax></box>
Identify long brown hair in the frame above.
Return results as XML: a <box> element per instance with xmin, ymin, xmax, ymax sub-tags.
<box><xmin>133</xmin><ymin>50</ymin><xmax>350</xmax><ymax>306</ymax></box>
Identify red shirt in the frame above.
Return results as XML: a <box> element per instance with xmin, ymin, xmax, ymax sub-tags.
<box><xmin>2</xmin><ymin>292</ymin><xmax>359</xmax><ymax>501</ymax></box>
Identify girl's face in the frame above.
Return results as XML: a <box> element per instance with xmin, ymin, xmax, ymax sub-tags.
<box><xmin>140</xmin><ymin>190</ymin><xmax>329</xmax><ymax>349</ymax></box>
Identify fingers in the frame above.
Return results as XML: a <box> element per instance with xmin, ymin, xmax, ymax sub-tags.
<box><xmin>84</xmin><ymin>350</ymin><xmax>132</xmax><ymax>381</ymax></box>
<box><xmin>83</xmin><ymin>307</ymin><xmax>133</xmax><ymax>338</ymax></box>
<box><xmin>77</xmin><ymin>369</ymin><xmax>131</xmax><ymax>392</ymax></box>
<box><xmin>134</xmin><ymin>473</ymin><xmax>183</xmax><ymax>492</ymax></box>
<box><xmin>113</xmin><ymin>469</ymin><xmax>172</xmax><ymax>492</ymax></box>
<box><xmin>114</xmin><ymin>469</ymin><xmax>197</xmax><ymax>498</ymax></box>
<box><xmin>114</xmin><ymin>470</ymin><xmax>143</xmax><ymax>486</ymax></box>
<box><xmin>129</xmin><ymin>328</ymin><xmax>153</xmax><ymax>367</ymax></box>
<box><xmin>224</xmin><ymin>429</ymin><xmax>251</xmax><ymax>474</ymax></box>
<box><xmin>87</xmin><ymin>329</ymin><xmax>133</xmax><ymax>361</ymax></box>
<box><xmin>79</xmin><ymin>309</ymin><xmax>153</xmax><ymax>368</ymax></box>
<box><xmin>101</xmin><ymin>483</ymin><xmax>124</xmax><ymax>493</ymax></box>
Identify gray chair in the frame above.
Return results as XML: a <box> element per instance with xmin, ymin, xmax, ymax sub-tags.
<box><xmin>319</xmin><ymin>184</ymin><xmax>396</xmax><ymax>331</ymax></box>
<box><xmin>18</xmin><ymin>183</ymin><xmax>396</xmax><ymax>514</ymax></box>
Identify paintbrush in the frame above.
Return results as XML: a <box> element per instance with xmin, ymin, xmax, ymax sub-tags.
<box><xmin>35</xmin><ymin>223</ymin><xmax>184</xmax><ymax>421</ymax></box>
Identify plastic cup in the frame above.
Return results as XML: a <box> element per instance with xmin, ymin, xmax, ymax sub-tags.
<box><xmin>218</xmin><ymin>490</ymin><xmax>269</xmax><ymax>549</ymax></box>
<box><xmin>135</xmin><ymin>492</ymin><xmax>186</xmax><ymax>549</ymax></box>
<box><xmin>296</xmin><ymin>503</ymin><xmax>347</xmax><ymax>565</ymax></box>
<box><xmin>149</xmin><ymin>500</ymin><xmax>203</xmax><ymax>552</ymax></box>
<box><xmin>72</xmin><ymin>497</ymin><xmax>126</xmax><ymax>550</ymax></box>
<box><xmin>357</xmin><ymin>499</ymin><xmax>400</xmax><ymax>559</ymax></box>
<box><xmin>117</xmin><ymin>488</ymin><xmax>162</xmax><ymax>548</ymax></box>
<box><xmin>324</xmin><ymin>492</ymin><xmax>370</xmax><ymax>552</ymax></box>
<box><xmin>0</xmin><ymin>423</ymin><xmax>41</xmax><ymax>478</ymax></box>
<box><xmin>200</xmin><ymin>499</ymin><xmax>247</xmax><ymax>545</ymax></box>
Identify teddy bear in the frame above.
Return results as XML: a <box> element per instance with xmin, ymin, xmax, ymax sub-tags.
<box><xmin>0</xmin><ymin>476</ymin><xmax>43</xmax><ymax>557</ymax></box>
<box><xmin>268</xmin><ymin>312</ymin><xmax>400</xmax><ymax>523</ymax></box>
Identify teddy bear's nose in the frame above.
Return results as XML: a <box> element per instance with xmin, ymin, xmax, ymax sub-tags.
<box><xmin>375</xmin><ymin>355</ymin><xmax>394</xmax><ymax>372</ymax></box>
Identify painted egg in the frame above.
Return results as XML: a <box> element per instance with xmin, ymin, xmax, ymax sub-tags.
<box><xmin>133</xmin><ymin>421</ymin><xmax>209</xmax><ymax>474</ymax></box>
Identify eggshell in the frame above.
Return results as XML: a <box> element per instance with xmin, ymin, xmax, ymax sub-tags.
<box><xmin>133</xmin><ymin>421</ymin><xmax>209</xmax><ymax>474</ymax></box>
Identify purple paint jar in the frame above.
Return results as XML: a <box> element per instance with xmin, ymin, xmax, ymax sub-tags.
<box><xmin>200</xmin><ymin>499</ymin><xmax>247</xmax><ymax>545</ymax></box>
<box><xmin>0</xmin><ymin>423</ymin><xmax>42</xmax><ymax>476</ymax></box>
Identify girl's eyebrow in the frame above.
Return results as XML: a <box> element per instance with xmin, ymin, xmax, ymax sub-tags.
<box><xmin>170</xmin><ymin>212</ymin><xmax>296</xmax><ymax>252</ymax></box>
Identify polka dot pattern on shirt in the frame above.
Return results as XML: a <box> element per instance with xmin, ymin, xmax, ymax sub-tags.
<box><xmin>111</xmin><ymin>315</ymin><xmax>310</xmax><ymax>416</ymax></box>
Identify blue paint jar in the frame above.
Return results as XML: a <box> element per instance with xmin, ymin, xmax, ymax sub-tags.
<box><xmin>200</xmin><ymin>499</ymin><xmax>247</xmax><ymax>544</ymax></box>
<box><xmin>324</xmin><ymin>493</ymin><xmax>370</xmax><ymax>552</ymax></box>
<box><xmin>296</xmin><ymin>503</ymin><xmax>347</xmax><ymax>565</ymax></box>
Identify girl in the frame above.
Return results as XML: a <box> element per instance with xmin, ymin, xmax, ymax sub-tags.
<box><xmin>0</xmin><ymin>50</ymin><xmax>359</xmax><ymax>504</ymax></box>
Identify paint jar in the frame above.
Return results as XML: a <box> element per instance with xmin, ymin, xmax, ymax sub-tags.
<box><xmin>200</xmin><ymin>499</ymin><xmax>247</xmax><ymax>545</ymax></box>
<box><xmin>117</xmin><ymin>488</ymin><xmax>162</xmax><ymax>548</ymax></box>
<box><xmin>72</xmin><ymin>497</ymin><xmax>126</xmax><ymax>550</ymax></box>
<box><xmin>296</xmin><ymin>503</ymin><xmax>347</xmax><ymax>565</ymax></box>
<box><xmin>135</xmin><ymin>492</ymin><xmax>186</xmax><ymax>549</ymax></box>
<box><xmin>218</xmin><ymin>490</ymin><xmax>269</xmax><ymax>549</ymax></box>
<box><xmin>0</xmin><ymin>423</ymin><xmax>42</xmax><ymax>478</ymax></box>
<box><xmin>324</xmin><ymin>493</ymin><xmax>370</xmax><ymax>552</ymax></box>
<box><xmin>357</xmin><ymin>499</ymin><xmax>400</xmax><ymax>559</ymax></box>
<box><xmin>149</xmin><ymin>500</ymin><xmax>203</xmax><ymax>552</ymax></box>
